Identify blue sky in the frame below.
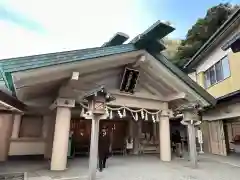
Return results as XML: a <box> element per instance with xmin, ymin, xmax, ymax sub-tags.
<box><xmin>0</xmin><ymin>0</ymin><xmax>239</xmax><ymax>58</ymax></box>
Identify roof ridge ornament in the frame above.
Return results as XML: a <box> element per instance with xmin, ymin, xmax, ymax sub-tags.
<box><xmin>101</xmin><ymin>32</ymin><xmax>129</xmax><ymax>47</ymax></box>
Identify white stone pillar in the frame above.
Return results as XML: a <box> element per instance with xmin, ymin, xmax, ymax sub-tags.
<box><xmin>89</xmin><ymin>115</ymin><xmax>100</xmax><ymax>180</ymax></box>
<box><xmin>0</xmin><ymin>114</ymin><xmax>13</xmax><ymax>162</ymax></box>
<box><xmin>11</xmin><ymin>114</ymin><xmax>21</xmax><ymax>138</ymax></box>
<box><xmin>50</xmin><ymin>107</ymin><xmax>71</xmax><ymax>171</ymax></box>
<box><xmin>159</xmin><ymin>111</ymin><xmax>171</xmax><ymax>161</ymax></box>
<box><xmin>188</xmin><ymin>124</ymin><xmax>197</xmax><ymax>167</ymax></box>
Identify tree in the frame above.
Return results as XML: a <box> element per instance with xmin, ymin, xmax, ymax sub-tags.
<box><xmin>173</xmin><ymin>3</ymin><xmax>239</xmax><ymax>68</ymax></box>
<box><xmin>162</xmin><ymin>38</ymin><xmax>181</xmax><ymax>61</ymax></box>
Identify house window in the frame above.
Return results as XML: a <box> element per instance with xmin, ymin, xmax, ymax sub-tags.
<box><xmin>204</xmin><ymin>56</ymin><xmax>230</xmax><ymax>88</ymax></box>
<box><xmin>19</xmin><ymin>115</ymin><xmax>43</xmax><ymax>138</ymax></box>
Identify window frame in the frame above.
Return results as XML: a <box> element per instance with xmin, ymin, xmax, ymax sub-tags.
<box><xmin>204</xmin><ymin>55</ymin><xmax>230</xmax><ymax>88</ymax></box>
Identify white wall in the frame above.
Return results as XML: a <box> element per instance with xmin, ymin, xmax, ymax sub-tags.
<box><xmin>196</xmin><ymin>26</ymin><xmax>240</xmax><ymax>74</ymax></box>
<box><xmin>8</xmin><ymin>140</ymin><xmax>45</xmax><ymax>155</ymax></box>
<box><xmin>203</xmin><ymin>102</ymin><xmax>240</xmax><ymax>121</ymax></box>
<box><xmin>8</xmin><ymin>115</ymin><xmax>50</xmax><ymax>156</ymax></box>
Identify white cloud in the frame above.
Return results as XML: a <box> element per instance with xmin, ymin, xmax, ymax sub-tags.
<box><xmin>0</xmin><ymin>0</ymin><xmax>155</xmax><ymax>58</ymax></box>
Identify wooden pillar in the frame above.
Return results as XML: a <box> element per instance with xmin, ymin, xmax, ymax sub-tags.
<box><xmin>89</xmin><ymin>115</ymin><xmax>100</xmax><ymax>180</ymax></box>
<box><xmin>0</xmin><ymin>113</ymin><xmax>13</xmax><ymax>162</ymax></box>
<box><xmin>159</xmin><ymin>111</ymin><xmax>171</xmax><ymax>161</ymax></box>
<box><xmin>51</xmin><ymin>107</ymin><xmax>71</xmax><ymax>171</ymax></box>
<box><xmin>133</xmin><ymin>119</ymin><xmax>142</xmax><ymax>155</ymax></box>
<box><xmin>188</xmin><ymin>123</ymin><xmax>197</xmax><ymax>167</ymax></box>
<box><xmin>128</xmin><ymin>119</ymin><xmax>134</xmax><ymax>138</ymax></box>
<box><xmin>126</xmin><ymin>119</ymin><xmax>134</xmax><ymax>154</ymax></box>
<box><xmin>11</xmin><ymin>114</ymin><xmax>21</xmax><ymax>138</ymax></box>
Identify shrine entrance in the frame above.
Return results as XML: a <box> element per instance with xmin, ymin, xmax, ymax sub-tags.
<box><xmin>70</xmin><ymin>118</ymin><xmax>128</xmax><ymax>157</ymax></box>
<box><xmin>170</xmin><ymin>118</ymin><xmax>188</xmax><ymax>155</ymax></box>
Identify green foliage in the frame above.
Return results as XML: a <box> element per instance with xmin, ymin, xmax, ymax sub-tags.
<box><xmin>174</xmin><ymin>3</ymin><xmax>239</xmax><ymax>68</ymax></box>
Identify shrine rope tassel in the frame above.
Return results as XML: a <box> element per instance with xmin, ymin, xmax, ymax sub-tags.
<box><xmin>79</xmin><ymin>102</ymin><xmax>162</xmax><ymax>122</ymax></box>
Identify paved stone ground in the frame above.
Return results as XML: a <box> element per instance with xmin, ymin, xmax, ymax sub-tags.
<box><xmin>1</xmin><ymin>155</ymin><xmax>240</xmax><ymax>180</ymax></box>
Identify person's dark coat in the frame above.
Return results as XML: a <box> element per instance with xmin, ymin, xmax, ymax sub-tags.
<box><xmin>174</xmin><ymin>131</ymin><xmax>182</xmax><ymax>143</ymax></box>
<box><xmin>98</xmin><ymin>131</ymin><xmax>110</xmax><ymax>159</ymax></box>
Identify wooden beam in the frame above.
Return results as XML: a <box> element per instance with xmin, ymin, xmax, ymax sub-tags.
<box><xmin>77</xmin><ymin>69</ymin><xmax>122</xmax><ymax>85</ymax></box>
<box><xmin>13</xmin><ymin>51</ymin><xmax>141</xmax><ymax>89</ymax></box>
<box><xmin>132</xmin><ymin>55</ymin><xmax>147</xmax><ymax>68</ymax></box>
<box><xmin>139</xmin><ymin>74</ymin><xmax>168</xmax><ymax>97</ymax></box>
<box><xmin>141</xmin><ymin>83</ymin><xmax>164</xmax><ymax>98</ymax></box>
<box><xmin>140</xmin><ymin>64</ymin><xmax>178</xmax><ymax>93</ymax></box>
<box><xmin>139</xmin><ymin>74</ymin><xmax>186</xmax><ymax>102</ymax></box>
<box><xmin>71</xmin><ymin>72</ymin><xmax>79</xmax><ymax>80</ymax></box>
<box><xmin>141</xmin><ymin>71</ymin><xmax>173</xmax><ymax>95</ymax></box>
<box><xmin>164</xmin><ymin>92</ymin><xmax>186</xmax><ymax>102</ymax></box>
<box><xmin>109</xmin><ymin>89</ymin><xmax>164</xmax><ymax>101</ymax></box>
<box><xmin>58</xmin><ymin>68</ymin><xmax>123</xmax><ymax>97</ymax></box>
<box><xmin>49</xmin><ymin>98</ymin><xmax>75</xmax><ymax>110</ymax></box>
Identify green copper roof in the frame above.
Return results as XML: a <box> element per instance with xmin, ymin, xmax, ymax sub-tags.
<box><xmin>131</xmin><ymin>20</ymin><xmax>175</xmax><ymax>44</ymax></box>
<box><xmin>131</xmin><ymin>20</ymin><xmax>174</xmax><ymax>52</ymax></box>
<box><xmin>0</xmin><ymin>44</ymin><xmax>137</xmax><ymax>73</ymax></box>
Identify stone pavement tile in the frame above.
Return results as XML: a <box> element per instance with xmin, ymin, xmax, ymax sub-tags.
<box><xmin>200</xmin><ymin>153</ymin><xmax>240</xmax><ymax>168</ymax></box>
<box><xmin>28</xmin><ymin>176</ymin><xmax>52</xmax><ymax>180</ymax></box>
<box><xmin>88</xmin><ymin>156</ymin><xmax>240</xmax><ymax>180</ymax></box>
<box><xmin>2</xmin><ymin>155</ymin><xmax>240</xmax><ymax>180</ymax></box>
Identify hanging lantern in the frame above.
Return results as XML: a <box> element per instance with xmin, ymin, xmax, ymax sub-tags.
<box><xmin>80</xmin><ymin>108</ymin><xmax>85</xmax><ymax>117</ymax></box>
<box><xmin>145</xmin><ymin>112</ymin><xmax>148</xmax><ymax>121</ymax></box>
<box><xmin>141</xmin><ymin>109</ymin><xmax>144</xmax><ymax>119</ymax></box>
<box><xmin>123</xmin><ymin>108</ymin><xmax>126</xmax><ymax>117</ymax></box>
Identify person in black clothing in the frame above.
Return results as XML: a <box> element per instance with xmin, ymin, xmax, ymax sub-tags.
<box><xmin>171</xmin><ymin>132</ymin><xmax>176</xmax><ymax>152</ymax></box>
<box><xmin>98</xmin><ymin>126</ymin><xmax>110</xmax><ymax>172</ymax></box>
<box><xmin>174</xmin><ymin>130</ymin><xmax>183</xmax><ymax>158</ymax></box>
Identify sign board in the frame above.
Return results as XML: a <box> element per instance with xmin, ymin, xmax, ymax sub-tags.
<box><xmin>120</xmin><ymin>67</ymin><xmax>139</xmax><ymax>94</ymax></box>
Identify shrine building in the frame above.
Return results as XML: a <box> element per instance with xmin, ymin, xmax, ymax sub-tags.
<box><xmin>0</xmin><ymin>21</ymin><xmax>216</xmax><ymax>171</ymax></box>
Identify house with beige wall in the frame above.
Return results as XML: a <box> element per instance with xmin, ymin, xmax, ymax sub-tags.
<box><xmin>0</xmin><ymin>21</ymin><xmax>215</xmax><ymax>171</ymax></box>
<box><xmin>184</xmin><ymin>8</ymin><xmax>240</xmax><ymax>156</ymax></box>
